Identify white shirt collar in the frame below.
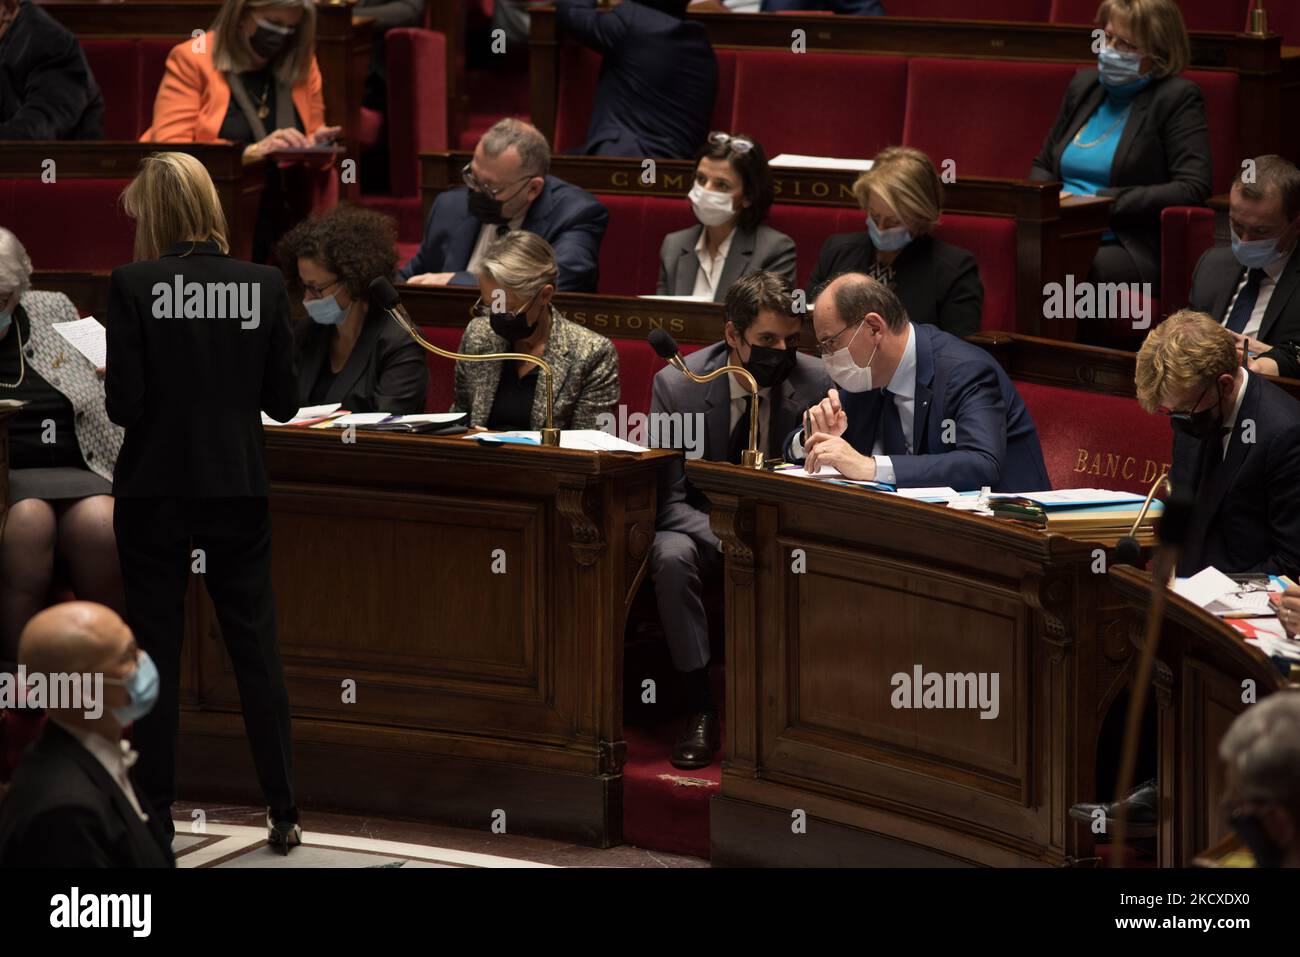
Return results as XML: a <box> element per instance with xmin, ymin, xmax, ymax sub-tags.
<box><xmin>1264</xmin><ymin>246</ymin><xmax>1293</xmax><ymax>282</ymax></box>
<box><xmin>883</xmin><ymin>323</ymin><xmax>917</xmax><ymax>398</ymax></box>
<box><xmin>53</xmin><ymin>718</ymin><xmax>139</xmax><ymax>772</ymax></box>
<box><xmin>695</xmin><ymin>226</ymin><xmax>735</xmax><ymax>265</ymax></box>
<box><xmin>1225</xmin><ymin>367</ymin><xmax>1249</xmax><ymax>432</ymax></box>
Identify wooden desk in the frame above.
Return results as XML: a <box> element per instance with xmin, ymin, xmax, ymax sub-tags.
<box><xmin>174</xmin><ymin>427</ymin><xmax>675</xmax><ymax>846</ymax></box>
<box><xmin>687</xmin><ymin>462</ymin><xmax>1111</xmax><ymax>866</ymax></box>
<box><xmin>1108</xmin><ymin>566</ymin><xmax>1290</xmax><ymax>867</ymax></box>
<box><xmin>530</xmin><ymin>9</ymin><xmax>1284</xmax><ymax>163</ymax></box>
<box><xmin>39</xmin><ymin>0</ymin><xmax>372</xmax><ymax>160</ymax></box>
<box><xmin>0</xmin><ymin>142</ymin><xmax>265</xmax><ymax>263</ymax></box>
<box><xmin>420</xmin><ymin>151</ymin><xmax>1114</xmax><ymax>338</ymax></box>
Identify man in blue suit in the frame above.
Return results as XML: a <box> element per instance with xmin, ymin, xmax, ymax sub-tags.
<box><xmin>556</xmin><ymin>0</ymin><xmax>717</xmax><ymax>160</ymax></box>
<box><xmin>398</xmin><ymin>118</ymin><xmax>608</xmax><ymax>291</ymax></box>
<box><xmin>789</xmin><ymin>273</ymin><xmax>1049</xmax><ymax>492</ymax></box>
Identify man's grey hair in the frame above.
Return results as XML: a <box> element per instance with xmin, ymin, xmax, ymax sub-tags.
<box><xmin>1219</xmin><ymin>691</ymin><xmax>1300</xmax><ymax>807</ymax></box>
<box><xmin>0</xmin><ymin>227</ymin><xmax>33</xmax><ymax>300</ymax></box>
<box><xmin>480</xmin><ymin>118</ymin><xmax>551</xmax><ymax>178</ymax></box>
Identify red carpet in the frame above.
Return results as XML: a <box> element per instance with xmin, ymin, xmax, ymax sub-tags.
<box><xmin>622</xmin><ymin>721</ymin><xmax>721</xmax><ymax>860</ymax></box>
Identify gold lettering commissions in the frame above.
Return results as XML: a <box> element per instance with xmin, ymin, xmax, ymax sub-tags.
<box><xmin>567</xmin><ymin>312</ymin><xmax>687</xmax><ymax>334</ymax></box>
<box><xmin>1073</xmin><ymin>448</ymin><xmax>1171</xmax><ymax>483</ymax></box>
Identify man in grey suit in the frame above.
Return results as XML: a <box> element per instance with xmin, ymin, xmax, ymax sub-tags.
<box><xmin>1187</xmin><ymin>155</ymin><xmax>1300</xmax><ymax>375</ymax></box>
<box><xmin>649</xmin><ymin>272</ymin><xmax>830</xmax><ymax>768</ymax></box>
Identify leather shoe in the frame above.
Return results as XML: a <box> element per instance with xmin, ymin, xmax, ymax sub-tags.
<box><xmin>1069</xmin><ymin>779</ymin><xmax>1158</xmax><ymax>839</ymax></box>
<box><xmin>267</xmin><ymin>808</ymin><xmax>302</xmax><ymax>855</ymax></box>
<box><xmin>671</xmin><ymin>711</ymin><xmax>720</xmax><ymax>770</ymax></box>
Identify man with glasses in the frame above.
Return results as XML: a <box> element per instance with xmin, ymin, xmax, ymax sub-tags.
<box><xmin>1135</xmin><ymin>309</ymin><xmax>1300</xmax><ymax>579</ymax></box>
<box><xmin>0</xmin><ymin>602</ymin><xmax>173</xmax><ymax>867</ymax></box>
<box><xmin>397</xmin><ymin>118</ymin><xmax>608</xmax><ymax>292</ymax></box>
<box><xmin>648</xmin><ymin>272</ymin><xmax>829</xmax><ymax>769</ymax></box>
<box><xmin>1187</xmin><ymin>156</ymin><xmax>1300</xmax><ymax>378</ymax></box>
<box><xmin>788</xmin><ymin>274</ymin><xmax>1048</xmax><ymax>493</ymax></box>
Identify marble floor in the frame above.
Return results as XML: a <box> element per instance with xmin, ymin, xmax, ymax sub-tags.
<box><xmin>170</xmin><ymin>801</ymin><xmax>709</xmax><ymax>868</ymax></box>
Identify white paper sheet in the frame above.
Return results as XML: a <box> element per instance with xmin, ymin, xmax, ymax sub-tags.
<box><xmin>261</xmin><ymin>403</ymin><xmax>341</xmax><ymax>425</ymax></box>
<box><xmin>769</xmin><ymin>153</ymin><xmax>874</xmax><ymax>171</ymax></box>
<box><xmin>462</xmin><ymin>429</ymin><xmax>649</xmax><ymax>452</ymax></box>
<box><xmin>1173</xmin><ymin>566</ymin><xmax>1240</xmax><ymax>609</ymax></box>
<box><xmin>52</xmin><ymin>317</ymin><xmax>106</xmax><ymax>368</ymax></box>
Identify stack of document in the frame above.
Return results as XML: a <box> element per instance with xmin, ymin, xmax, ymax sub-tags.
<box><xmin>262</xmin><ymin>403</ymin><xmax>343</xmax><ymax>426</ymax></box>
<box><xmin>316</xmin><ymin>411</ymin><xmax>468</xmax><ymax>433</ymax></box>
<box><xmin>769</xmin><ymin>153</ymin><xmax>874</xmax><ymax>171</ymax></box>
<box><xmin>461</xmin><ymin>429</ymin><xmax>649</xmax><ymax>452</ymax></box>
<box><xmin>988</xmin><ymin>489</ymin><xmax>1161</xmax><ymax>543</ymax></box>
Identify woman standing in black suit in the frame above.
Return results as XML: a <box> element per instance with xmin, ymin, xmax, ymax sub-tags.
<box><xmin>277</xmin><ymin>204</ymin><xmax>427</xmax><ymax>414</ymax></box>
<box><xmin>105</xmin><ymin>151</ymin><xmax>302</xmax><ymax>853</ymax></box>
<box><xmin>809</xmin><ymin>146</ymin><xmax>984</xmax><ymax>337</ymax></box>
<box><xmin>1030</xmin><ymin>0</ymin><xmax>1211</xmax><ymax>296</ymax></box>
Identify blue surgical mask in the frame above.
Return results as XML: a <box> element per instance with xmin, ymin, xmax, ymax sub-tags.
<box><xmin>1098</xmin><ymin>45</ymin><xmax>1148</xmax><ymax>89</ymax></box>
<box><xmin>867</xmin><ymin>214</ymin><xmax>911</xmax><ymax>253</ymax></box>
<box><xmin>304</xmin><ymin>293</ymin><xmax>348</xmax><ymax>326</ymax></box>
<box><xmin>1232</xmin><ymin>230</ymin><xmax>1287</xmax><ymax>270</ymax></box>
<box><xmin>104</xmin><ymin>650</ymin><xmax>160</xmax><ymax>726</ymax></box>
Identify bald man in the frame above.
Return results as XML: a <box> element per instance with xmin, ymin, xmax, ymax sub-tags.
<box><xmin>0</xmin><ymin>602</ymin><xmax>173</xmax><ymax>867</ymax></box>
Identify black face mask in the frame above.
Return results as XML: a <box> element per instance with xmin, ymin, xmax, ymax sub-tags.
<box><xmin>742</xmin><ymin>342</ymin><xmax>798</xmax><ymax>390</ymax></box>
<box><xmin>1169</xmin><ymin>383</ymin><xmax>1227</xmax><ymax>441</ymax></box>
<box><xmin>1229</xmin><ymin>809</ymin><xmax>1285</xmax><ymax>867</ymax></box>
<box><xmin>487</xmin><ymin>294</ymin><xmax>541</xmax><ymax>344</ymax></box>
<box><xmin>468</xmin><ymin>187</ymin><xmax>511</xmax><ymax>226</ymax></box>
<box><xmin>249</xmin><ymin>23</ymin><xmax>292</xmax><ymax>60</ymax></box>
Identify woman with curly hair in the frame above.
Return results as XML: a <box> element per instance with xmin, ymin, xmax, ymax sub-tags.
<box><xmin>277</xmin><ymin>204</ymin><xmax>427</xmax><ymax>413</ymax></box>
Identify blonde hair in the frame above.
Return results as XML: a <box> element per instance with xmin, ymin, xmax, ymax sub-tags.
<box><xmin>211</xmin><ymin>0</ymin><xmax>316</xmax><ymax>86</ymax></box>
<box><xmin>1135</xmin><ymin>309</ymin><xmax>1237</xmax><ymax>412</ymax></box>
<box><xmin>121</xmin><ymin>152</ymin><xmax>230</xmax><ymax>262</ymax></box>
<box><xmin>1097</xmin><ymin>0</ymin><xmax>1190</xmax><ymax>78</ymax></box>
<box><xmin>853</xmin><ymin>146</ymin><xmax>943</xmax><ymax>235</ymax></box>
<box><xmin>0</xmin><ymin>227</ymin><xmax>33</xmax><ymax>300</ymax></box>
<box><xmin>477</xmin><ymin>231</ymin><xmax>559</xmax><ymax>301</ymax></box>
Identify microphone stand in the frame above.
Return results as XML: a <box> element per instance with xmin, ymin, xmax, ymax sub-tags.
<box><xmin>376</xmin><ymin>282</ymin><xmax>560</xmax><ymax>447</ymax></box>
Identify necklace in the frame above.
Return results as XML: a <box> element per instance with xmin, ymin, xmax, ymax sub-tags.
<box><xmin>255</xmin><ymin>77</ymin><xmax>271</xmax><ymax>121</ymax></box>
<box><xmin>0</xmin><ymin>319</ymin><xmax>26</xmax><ymax>390</ymax></box>
<box><xmin>1073</xmin><ymin>111</ymin><xmax>1128</xmax><ymax>149</ymax></box>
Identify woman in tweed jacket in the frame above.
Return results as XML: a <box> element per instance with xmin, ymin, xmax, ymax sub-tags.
<box><xmin>0</xmin><ymin>228</ymin><xmax>124</xmax><ymax>665</ymax></box>
<box><xmin>454</xmin><ymin>231</ymin><xmax>618</xmax><ymax>431</ymax></box>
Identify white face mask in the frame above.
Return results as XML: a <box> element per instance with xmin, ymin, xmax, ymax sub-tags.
<box><xmin>821</xmin><ymin>321</ymin><xmax>879</xmax><ymax>392</ymax></box>
<box><xmin>689</xmin><ymin>183</ymin><xmax>735</xmax><ymax>227</ymax></box>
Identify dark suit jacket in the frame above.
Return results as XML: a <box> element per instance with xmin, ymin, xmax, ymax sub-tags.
<box><xmin>1171</xmin><ymin>372</ymin><xmax>1300</xmax><ymax>578</ymax></box>
<box><xmin>106</xmin><ymin>240</ymin><xmax>299</xmax><ymax>498</ymax></box>
<box><xmin>808</xmin><ymin>233</ymin><xmax>984</xmax><ymax>338</ymax></box>
<box><xmin>0</xmin><ymin>722</ymin><xmax>174</xmax><ymax>867</ymax></box>
<box><xmin>1188</xmin><ymin>246</ymin><xmax>1300</xmax><ymax>364</ymax></box>
<box><xmin>792</xmin><ymin>323</ymin><xmax>1050</xmax><ymax>492</ymax></box>
<box><xmin>0</xmin><ymin>0</ymin><xmax>104</xmax><ymax>139</ymax></box>
<box><xmin>556</xmin><ymin>0</ymin><xmax>718</xmax><ymax>160</ymax></box>
<box><xmin>294</xmin><ymin>310</ymin><xmax>428</xmax><ymax>414</ymax></box>
<box><xmin>652</xmin><ymin>341</ymin><xmax>832</xmax><ymax>541</ymax></box>
<box><xmin>657</xmin><ymin>223</ymin><xmax>797</xmax><ymax>301</ymax></box>
<box><xmin>762</xmin><ymin>0</ymin><xmax>884</xmax><ymax>12</ymax></box>
<box><xmin>1030</xmin><ymin>70</ymin><xmax>1212</xmax><ymax>294</ymax></box>
<box><xmin>397</xmin><ymin>177</ymin><xmax>609</xmax><ymax>292</ymax></box>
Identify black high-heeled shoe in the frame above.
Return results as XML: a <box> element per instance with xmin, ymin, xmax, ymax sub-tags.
<box><xmin>266</xmin><ymin>808</ymin><xmax>302</xmax><ymax>855</ymax></box>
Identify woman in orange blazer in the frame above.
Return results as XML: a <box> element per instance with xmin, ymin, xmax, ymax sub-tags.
<box><xmin>143</xmin><ymin>0</ymin><xmax>340</xmax><ymax>257</ymax></box>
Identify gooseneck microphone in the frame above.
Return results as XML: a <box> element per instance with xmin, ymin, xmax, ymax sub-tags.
<box><xmin>1114</xmin><ymin>472</ymin><xmax>1172</xmax><ymax>566</ymax></box>
<box><xmin>649</xmin><ymin>329</ymin><xmax>764</xmax><ymax>469</ymax></box>
<box><xmin>371</xmin><ymin>277</ymin><xmax>560</xmax><ymax>447</ymax></box>
<box><xmin>1109</xmin><ymin>486</ymin><xmax>1195</xmax><ymax>866</ymax></box>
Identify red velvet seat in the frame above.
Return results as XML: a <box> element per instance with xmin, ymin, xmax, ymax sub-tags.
<box><xmin>1050</xmin><ymin>0</ymin><xmax>1251</xmax><ymax>30</ymax></box>
<box><xmin>81</xmin><ymin>39</ymin><xmax>142</xmax><ymax>140</ymax></box>
<box><xmin>420</xmin><ymin>324</ymin><xmax>467</xmax><ymax>413</ymax></box>
<box><xmin>731</xmin><ymin>52</ymin><xmax>907</xmax><ymax>160</ymax></box>
<box><xmin>5</xmin><ymin>180</ymin><xmax>134</xmax><ymax>270</ymax></box>
<box><xmin>1159</xmin><ymin>205</ymin><xmax>1214</xmax><ymax>317</ymax></box>
<box><xmin>887</xmin><ymin>0</ymin><xmax>1051</xmax><ymax>18</ymax></box>
<box><xmin>594</xmin><ymin>193</ymin><xmax>697</xmax><ymax>296</ymax></box>
<box><xmin>903</xmin><ymin>58</ymin><xmax>1079</xmax><ymax>179</ymax></box>
<box><xmin>1016</xmin><ymin>381</ymin><xmax>1172</xmax><ymax>495</ymax></box>
<box><xmin>1183</xmin><ymin>69</ymin><xmax>1239</xmax><ymax>195</ymax></box>
<box><xmin>1265</xmin><ymin>4</ymin><xmax>1300</xmax><ymax>44</ymax></box>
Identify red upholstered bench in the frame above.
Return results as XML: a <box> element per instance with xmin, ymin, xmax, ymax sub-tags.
<box><xmin>902</xmin><ymin>58</ymin><xmax>1079</xmax><ymax>179</ymax></box>
<box><xmin>2</xmin><ymin>180</ymin><xmax>134</xmax><ymax>270</ymax></box>
<box><xmin>1016</xmin><ymin>381</ymin><xmax>1172</xmax><ymax>495</ymax></box>
<box><xmin>1050</xmin><ymin>0</ymin><xmax>1251</xmax><ymax>31</ymax></box>
<box><xmin>80</xmin><ymin>37</ymin><xmax>176</xmax><ymax>140</ymax></box>
<box><xmin>594</xmin><ymin>193</ymin><xmax>697</xmax><ymax>296</ymax></box>
<box><xmin>730</xmin><ymin>52</ymin><xmax>907</xmax><ymax>159</ymax></box>
<box><xmin>888</xmin><ymin>0</ymin><xmax>1051</xmax><ymax>18</ymax></box>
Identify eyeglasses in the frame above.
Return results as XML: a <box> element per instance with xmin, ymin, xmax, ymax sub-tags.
<box><xmin>815</xmin><ymin>318</ymin><xmax>863</xmax><ymax>357</ymax></box>
<box><xmin>461</xmin><ymin>163</ymin><xmax>534</xmax><ymax>200</ymax></box>
<box><xmin>302</xmin><ymin>278</ymin><xmax>341</xmax><ymax>299</ymax></box>
<box><xmin>707</xmin><ymin>131</ymin><xmax>755</xmax><ymax>154</ymax></box>
<box><xmin>1103</xmin><ymin>31</ymin><xmax>1143</xmax><ymax>57</ymax></box>
<box><xmin>471</xmin><ymin>292</ymin><xmax>538</xmax><ymax>319</ymax></box>
<box><xmin>1160</xmin><ymin>382</ymin><xmax>1213</xmax><ymax>419</ymax></box>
